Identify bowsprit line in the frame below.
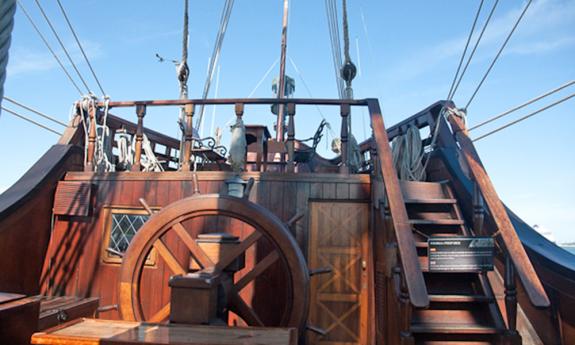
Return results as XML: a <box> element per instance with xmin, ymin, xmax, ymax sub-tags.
<box><xmin>3</xmin><ymin>96</ymin><xmax>67</xmax><ymax>127</ymax></box>
<box><xmin>33</xmin><ymin>0</ymin><xmax>92</xmax><ymax>93</ymax></box>
<box><xmin>469</xmin><ymin>80</ymin><xmax>575</xmax><ymax>131</ymax></box>
<box><xmin>473</xmin><ymin>92</ymin><xmax>575</xmax><ymax>142</ymax></box>
<box><xmin>55</xmin><ymin>0</ymin><xmax>106</xmax><ymax>96</ymax></box>
<box><xmin>17</xmin><ymin>0</ymin><xmax>83</xmax><ymax>95</ymax></box>
<box><xmin>465</xmin><ymin>0</ymin><xmax>533</xmax><ymax>109</ymax></box>
<box><xmin>447</xmin><ymin>0</ymin><xmax>484</xmax><ymax>101</ymax></box>
<box><xmin>1</xmin><ymin>106</ymin><xmax>63</xmax><ymax>136</ymax></box>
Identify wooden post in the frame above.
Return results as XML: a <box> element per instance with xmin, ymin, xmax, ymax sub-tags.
<box><xmin>131</xmin><ymin>104</ymin><xmax>146</xmax><ymax>171</ymax></box>
<box><xmin>473</xmin><ymin>181</ymin><xmax>485</xmax><ymax>235</ymax></box>
<box><xmin>286</xmin><ymin>103</ymin><xmax>295</xmax><ymax>172</ymax></box>
<box><xmin>340</xmin><ymin>103</ymin><xmax>350</xmax><ymax>174</ymax></box>
<box><xmin>234</xmin><ymin>103</ymin><xmax>246</xmax><ymax>171</ymax></box>
<box><xmin>505</xmin><ymin>255</ymin><xmax>518</xmax><ymax>333</ymax></box>
<box><xmin>84</xmin><ymin>104</ymin><xmax>97</xmax><ymax>171</ymax></box>
<box><xmin>399</xmin><ymin>271</ymin><xmax>414</xmax><ymax>345</ymax></box>
<box><xmin>181</xmin><ymin>103</ymin><xmax>195</xmax><ymax>171</ymax></box>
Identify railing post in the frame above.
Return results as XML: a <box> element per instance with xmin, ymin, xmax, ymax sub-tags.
<box><xmin>473</xmin><ymin>181</ymin><xmax>485</xmax><ymax>235</ymax></box>
<box><xmin>234</xmin><ymin>103</ymin><xmax>246</xmax><ymax>171</ymax></box>
<box><xmin>286</xmin><ymin>102</ymin><xmax>296</xmax><ymax>172</ymax></box>
<box><xmin>84</xmin><ymin>104</ymin><xmax>97</xmax><ymax>171</ymax></box>
<box><xmin>340</xmin><ymin>103</ymin><xmax>350</xmax><ymax>174</ymax></box>
<box><xmin>131</xmin><ymin>104</ymin><xmax>146</xmax><ymax>171</ymax></box>
<box><xmin>504</xmin><ymin>255</ymin><xmax>519</xmax><ymax>340</ymax></box>
<box><xmin>181</xmin><ymin>103</ymin><xmax>195</xmax><ymax>171</ymax></box>
<box><xmin>399</xmin><ymin>270</ymin><xmax>414</xmax><ymax>345</ymax></box>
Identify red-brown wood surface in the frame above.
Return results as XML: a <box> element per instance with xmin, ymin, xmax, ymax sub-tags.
<box><xmin>448</xmin><ymin>115</ymin><xmax>549</xmax><ymax>308</ymax></box>
<box><xmin>367</xmin><ymin>99</ymin><xmax>428</xmax><ymax>308</ymax></box>
<box><xmin>41</xmin><ymin>172</ymin><xmax>371</xmax><ymax>330</ymax></box>
<box><xmin>0</xmin><ymin>145</ymin><xmax>83</xmax><ymax>295</ymax></box>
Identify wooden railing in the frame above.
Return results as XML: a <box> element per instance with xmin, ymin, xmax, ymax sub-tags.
<box><xmin>448</xmin><ymin>114</ymin><xmax>550</xmax><ymax>309</ymax></box>
<box><xmin>86</xmin><ymin>97</ymin><xmax>428</xmax><ymax>305</ymax></box>
<box><xmin>367</xmin><ymin>99</ymin><xmax>429</xmax><ymax>309</ymax></box>
<box><xmin>86</xmin><ymin>98</ymin><xmax>368</xmax><ymax>173</ymax></box>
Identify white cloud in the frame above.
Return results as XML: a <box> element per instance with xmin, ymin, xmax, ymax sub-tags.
<box><xmin>387</xmin><ymin>0</ymin><xmax>575</xmax><ymax>82</ymax></box>
<box><xmin>7</xmin><ymin>40</ymin><xmax>104</xmax><ymax>77</ymax></box>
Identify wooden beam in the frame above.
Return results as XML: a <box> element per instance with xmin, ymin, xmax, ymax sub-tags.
<box><xmin>367</xmin><ymin>99</ymin><xmax>429</xmax><ymax>308</ymax></box>
<box><xmin>448</xmin><ymin>114</ymin><xmax>549</xmax><ymax>308</ymax></box>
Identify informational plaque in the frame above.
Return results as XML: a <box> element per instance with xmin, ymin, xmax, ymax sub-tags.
<box><xmin>428</xmin><ymin>237</ymin><xmax>494</xmax><ymax>272</ymax></box>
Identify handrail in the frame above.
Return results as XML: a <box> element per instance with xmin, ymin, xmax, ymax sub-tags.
<box><xmin>367</xmin><ymin>99</ymin><xmax>429</xmax><ymax>308</ymax></box>
<box><xmin>448</xmin><ymin>114</ymin><xmax>550</xmax><ymax>308</ymax></box>
<box><xmin>97</xmin><ymin>97</ymin><xmax>369</xmax><ymax>108</ymax></box>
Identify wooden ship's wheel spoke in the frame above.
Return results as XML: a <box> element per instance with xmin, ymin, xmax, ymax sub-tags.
<box><xmin>118</xmin><ymin>194</ymin><xmax>309</xmax><ymax>335</ymax></box>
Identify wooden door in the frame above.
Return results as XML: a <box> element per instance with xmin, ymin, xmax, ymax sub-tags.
<box><xmin>308</xmin><ymin>202</ymin><xmax>369</xmax><ymax>345</ymax></box>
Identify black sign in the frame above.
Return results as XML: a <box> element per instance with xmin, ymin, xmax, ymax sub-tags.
<box><xmin>428</xmin><ymin>237</ymin><xmax>494</xmax><ymax>272</ymax></box>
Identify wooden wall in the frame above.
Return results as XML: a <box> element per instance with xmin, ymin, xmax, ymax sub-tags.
<box><xmin>41</xmin><ymin>171</ymin><xmax>371</xmax><ymax>325</ymax></box>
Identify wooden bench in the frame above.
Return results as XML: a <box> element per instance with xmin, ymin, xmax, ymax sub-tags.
<box><xmin>31</xmin><ymin>318</ymin><xmax>297</xmax><ymax>345</ymax></box>
<box><xmin>0</xmin><ymin>292</ymin><xmax>41</xmax><ymax>345</ymax></box>
<box><xmin>38</xmin><ymin>296</ymin><xmax>99</xmax><ymax>330</ymax></box>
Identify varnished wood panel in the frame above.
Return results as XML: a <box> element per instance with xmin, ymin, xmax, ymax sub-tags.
<box><xmin>308</xmin><ymin>202</ymin><xmax>370</xmax><ymax>345</ymax></box>
<box><xmin>43</xmin><ymin>172</ymin><xmax>371</xmax><ymax>324</ymax></box>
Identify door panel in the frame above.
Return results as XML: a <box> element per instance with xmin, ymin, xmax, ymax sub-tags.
<box><xmin>308</xmin><ymin>202</ymin><xmax>369</xmax><ymax>345</ymax></box>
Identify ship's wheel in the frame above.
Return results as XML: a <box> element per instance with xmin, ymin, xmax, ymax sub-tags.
<box><xmin>118</xmin><ymin>194</ymin><xmax>309</xmax><ymax>332</ymax></box>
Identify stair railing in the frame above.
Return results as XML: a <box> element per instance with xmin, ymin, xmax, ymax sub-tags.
<box><xmin>447</xmin><ymin>114</ymin><xmax>550</xmax><ymax>318</ymax></box>
<box><xmin>367</xmin><ymin>99</ymin><xmax>429</xmax><ymax>309</ymax></box>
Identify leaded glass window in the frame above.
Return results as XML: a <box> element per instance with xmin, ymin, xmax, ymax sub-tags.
<box><xmin>109</xmin><ymin>213</ymin><xmax>149</xmax><ymax>255</ymax></box>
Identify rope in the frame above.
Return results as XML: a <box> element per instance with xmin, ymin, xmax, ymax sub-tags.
<box><xmin>450</xmin><ymin>0</ymin><xmax>499</xmax><ymax>100</ymax></box>
<box><xmin>0</xmin><ymin>0</ymin><xmax>16</xmax><ymax>117</ymax></box>
<box><xmin>342</xmin><ymin>0</ymin><xmax>351</xmax><ymax>64</ymax></box>
<box><xmin>17</xmin><ymin>0</ymin><xmax>83</xmax><ymax>95</ymax></box>
<box><xmin>465</xmin><ymin>0</ymin><xmax>533</xmax><ymax>109</ymax></box>
<box><xmin>4</xmin><ymin>96</ymin><xmax>67</xmax><ymax>127</ymax></box>
<box><xmin>195</xmin><ymin>0</ymin><xmax>234</xmax><ymax>132</ymax></box>
<box><xmin>55</xmin><ymin>0</ymin><xmax>106</xmax><ymax>96</ymax></box>
<box><xmin>288</xmin><ymin>56</ymin><xmax>334</xmax><ymax>135</ymax></box>
<box><xmin>447</xmin><ymin>0</ymin><xmax>484</xmax><ymax>100</ymax></box>
<box><xmin>1</xmin><ymin>106</ymin><xmax>62</xmax><ymax>135</ymax></box>
<box><xmin>469</xmin><ymin>80</ymin><xmax>574</xmax><ymax>131</ymax></box>
<box><xmin>473</xmin><ymin>92</ymin><xmax>575</xmax><ymax>142</ymax></box>
<box><xmin>325</xmin><ymin>0</ymin><xmax>344</xmax><ymax>98</ymax></box>
<box><xmin>33</xmin><ymin>0</ymin><xmax>92</xmax><ymax>93</ymax></box>
<box><xmin>248</xmin><ymin>57</ymin><xmax>279</xmax><ymax>98</ymax></box>
<box><xmin>391</xmin><ymin>125</ymin><xmax>425</xmax><ymax>181</ymax></box>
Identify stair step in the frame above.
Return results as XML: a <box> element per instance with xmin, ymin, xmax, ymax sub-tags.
<box><xmin>411</xmin><ymin>323</ymin><xmax>500</xmax><ymax>335</ymax></box>
<box><xmin>410</xmin><ymin>219</ymin><xmax>464</xmax><ymax>226</ymax></box>
<box><xmin>416</xmin><ymin>341</ymin><xmax>493</xmax><ymax>345</ymax></box>
<box><xmin>428</xmin><ymin>294</ymin><xmax>493</xmax><ymax>303</ymax></box>
<box><xmin>405</xmin><ymin>198</ymin><xmax>457</xmax><ymax>204</ymax></box>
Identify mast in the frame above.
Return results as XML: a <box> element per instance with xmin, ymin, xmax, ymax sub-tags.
<box><xmin>275</xmin><ymin>0</ymin><xmax>289</xmax><ymax>141</ymax></box>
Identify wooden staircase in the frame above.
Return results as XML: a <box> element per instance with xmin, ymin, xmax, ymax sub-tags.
<box><xmin>400</xmin><ymin>180</ymin><xmax>507</xmax><ymax>345</ymax></box>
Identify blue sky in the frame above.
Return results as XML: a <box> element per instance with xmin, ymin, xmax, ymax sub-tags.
<box><xmin>1</xmin><ymin>0</ymin><xmax>574</xmax><ymax>242</ymax></box>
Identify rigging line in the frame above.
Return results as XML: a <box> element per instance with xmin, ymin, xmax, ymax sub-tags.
<box><xmin>451</xmin><ymin>0</ymin><xmax>499</xmax><ymax>100</ymax></box>
<box><xmin>248</xmin><ymin>57</ymin><xmax>279</xmax><ymax>98</ymax></box>
<box><xmin>33</xmin><ymin>0</ymin><xmax>91</xmax><ymax>93</ymax></box>
<box><xmin>473</xmin><ymin>92</ymin><xmax>575</xmax><ymax>142</ymax></box>
<box><xmin>17</xmin><ymin>1</ymin><xmax>83</xmax><ymax>95</ymax></box>
<box><xmin>325</xmin><ymin>0</ymin><xmax>343</xmax><ymax>98</ymax></box>
<box><xmin>469</xmin><ymin>80</ymin><xmax>575</xmax><ymax>131</ymax></box>
<box><xmin>3</xmin><ymin>96</ymin><xmax>67</xmax><ymax>127</ymax></box>
<box><xmin>196</xmin><ymin>0</ymin><xmax>234</xmax><ymax>132</ymax></box>
<box><xmin>288</xmin><ymin>56</ymin><xmax>334</xmax><ymax>134</ymax></box>
<box><xmin>1</xmin><ymin>106</ymin><xmax>63</xmax><ymax>135</ymax></box>
<box><xmin>447</xmin><ymin>0</ymin><xmax>484</xmax><ymax>101</ymax></box>
<box><xmin>465</xmin><ymin>0</ymin><xmax>533</xmax><ymax>109</ymax></box>
<box><xmin>55</xmin><ymin>0</ymin><xmax>106</xmax><ymax>96</ymax></box>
